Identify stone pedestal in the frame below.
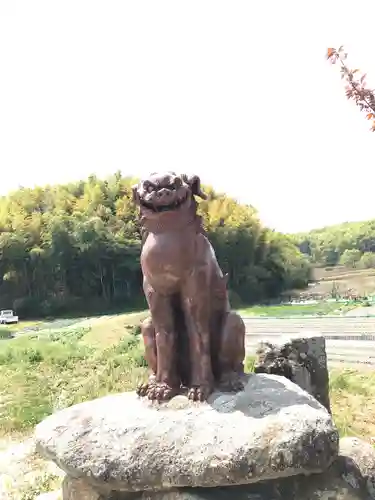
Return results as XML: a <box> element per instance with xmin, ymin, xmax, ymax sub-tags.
<box><xmin>62</xmin><ymin>477</ymin><xmax>99</xmax><ymax>500</ymax></box>
<box><xmin>34</xmin><ymin>333</ymin><xmax>375</xmax><ymax>500</ymax></box>
<box><xmin>35</xmin><ymin>373</ymin><xmax>339</xmax><ymax>499</ymax></box>
<box><xmin>254</xmin><ymin>333</ymin><xmax>331</xmax><ymax>413</ymax></box>
<box><xmin>48</xmin><ymin>440</ymin><xmax>375</xmax><ymax>500</ymax></box>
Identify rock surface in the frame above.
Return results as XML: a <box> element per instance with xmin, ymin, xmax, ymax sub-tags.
<box><xmin>36</xmin><ymin>491</ymin><xmax>62</xmax><ymax>500</ymax></box>
<box><xmin>35</xmin><ymin>374</ymin><xmax>338</xmax><ymax>492</ymax></box>
<box><xmin>340</xmin><ymin>437</ymin><xmax>375</xmax><ymax>499</ymax></box>
<box><xmin>62</xmin><ymin>453</ymin><xmax>373</xmax><ymax>499</ymax></box>
<box><xmin>62</xmin><ymin>477</ymin><xmax>99</xmax><ymax>500</ymax></box>
<box><xmin>0</xmin><ymin>436</ymin><xmax>64</xmax><ymax>500</ymax></box>
<box><xmin>254</xmin><ymin>333</ymin><xmax>331</xmax><ymax>412</ymax></box>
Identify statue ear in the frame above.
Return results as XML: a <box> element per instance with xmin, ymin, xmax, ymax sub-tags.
<box><xmin>181</xmin><ymin>174</ymin><xmax>207</xmax><ymax>200</ymax></box>
<box><xmin>132</xmin><ymin>184</ymin><xmax>140</xmax><ymax>205</ymax></box>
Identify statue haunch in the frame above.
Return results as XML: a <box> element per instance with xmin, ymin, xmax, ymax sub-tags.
<box><xmin>132</xmin><ymin>172</ymin><xmax>246</xmax><ymax>402</ymax></box>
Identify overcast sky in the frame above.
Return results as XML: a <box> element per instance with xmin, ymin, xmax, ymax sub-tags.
<box><xmin>1</xmin><ymin>0</ymin><xmax>374</xmax><ymax>232</ymax></box>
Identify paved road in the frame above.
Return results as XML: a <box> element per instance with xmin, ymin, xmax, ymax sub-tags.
<box><xmin>243</xmin><ymin>316</ymin><xmax>375</xmax><ymax>368</ymax></box>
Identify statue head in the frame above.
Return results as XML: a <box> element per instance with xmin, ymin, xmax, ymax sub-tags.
<box><xmin>132</xmin><ymin>172</ymin><xmax>207</xmax><ymax>219</ymax></box>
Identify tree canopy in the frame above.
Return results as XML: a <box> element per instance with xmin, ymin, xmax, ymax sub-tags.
<box><xmin>0</xmin><ymin>173</ymin><xmax>310</xmax><ymax>317</ymax></box>
<box><xmin>292</xmin><ymin>219</ymin><xmax>375</xmax><ymax>268</ymax></box>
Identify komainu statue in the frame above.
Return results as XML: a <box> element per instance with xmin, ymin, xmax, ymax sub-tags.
<box><xmin>132</xmin><ymin>172</ymin><xmax>245</xmax><ymax>402</ymax></box>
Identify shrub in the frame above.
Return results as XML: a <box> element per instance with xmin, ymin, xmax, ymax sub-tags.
<box><xmin>244</xmin><ymin>355</ymin><xmax>255</xmax><ymax>373</ymax></box>
<box><xmin>0</xmin><ymin>328</ymin><xmax>13</xmax><ymax>340</ymax></box>
<box><xmin>0</xmin><ymin>324</ymin><xmax>148</xmax><ymax>434</ymax></box>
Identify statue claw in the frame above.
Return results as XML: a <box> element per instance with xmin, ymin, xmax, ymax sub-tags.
<box><xmin>187</xmin><ymin>385</ymin><xmax>213</xmax><ymax>402</ymax></box>
<box><xmin>142</xmin><ymin>382</ymin><xmax>177</xmax><ymax>402</ymax></box>
<box><xmin>136</xmin><ymin>374</ymin><xmax>157</xmax><ymax>398</ymax></box>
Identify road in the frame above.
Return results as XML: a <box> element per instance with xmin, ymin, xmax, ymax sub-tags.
<box><xmin>243</xmin><ymin>316</ymin><xmax>375</xmax><ymax>368</ymax></box>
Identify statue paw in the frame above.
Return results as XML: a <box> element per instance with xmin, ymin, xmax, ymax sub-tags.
<box><xmin>218</xmin><ymin>372</ymin><xmax>244</xmax><ymax>393</ymax></box>
<box><xmin>136</xmin><ymin>375</ymin><xmax>156</xmax><ymax>397</ymax></box>
<box><xmin>136</xmin><ymin>383</ymin><xmax>150</xmax><ymax>397</ymax></box>
<box><xmin>146</xmin><ymin>382</ymin><xmax>177</xmax><ymax>402</ymax></box>
<box><xmin>187</xmin><ymin>385</ymin><xmax>213</xmax><ymax>402</ymax></box>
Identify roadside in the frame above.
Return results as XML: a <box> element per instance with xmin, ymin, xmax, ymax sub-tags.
<box><xmin>0</xmin><ymin>313</ymin><xmax>147</xmax><ymax>499</ymax></box>
<box><xmin>345</xmin><ymin>305</ymin><xmax>375</xmax><ymax>317</ymax></box>
<box><xmin>0</xmin><ymin>436</ymin><xmax>64</xmax><ymax>499</ymax></box>
<box><xmin>0</xmin><ymin>300</ymin><xmax>372</xmax><ymax>339</ymax></box>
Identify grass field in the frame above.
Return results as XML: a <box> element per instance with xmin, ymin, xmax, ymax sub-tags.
<box><xmin>297</xmin><ymin>266</ymin><xmax>375</xmax><ymax>300</ymax></box>
<box><xmin>1</xmin><ymin>310</ymin><xmax>374</xmax><ymax>498</ymax></box>
<box><xmin>1</xmin><ymin>320</ymin><xmax>42</xmax><ymax>332</ymax></box>
<box><xmin>0</xmin><ymin>311</ymin><xmax>373</xmax><ymax>438</ymax></box>
<box><xmin>2</xmin><ymin>273</ymin><xmax>373</xmax><ymax>343</ymax></box>
<box><xmin>330</xmin><ymin>369</ymin><xmax>375</xmax><ymax>439</ymax></box>
<box><xmin>0</xmin><ymin>298</ymin><xmax>360</xmax><ymax>342</ymax></box>
<box><xmin>0</xmin><ymin>324</ymin><xmax>148</xmax><ymax>435</ymax></box>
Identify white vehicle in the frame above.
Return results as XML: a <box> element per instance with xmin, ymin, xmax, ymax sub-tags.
<box><xmin>0</xmin><ymin>309</ymin><xmax>19</xmax><ymax>324</ymax></box>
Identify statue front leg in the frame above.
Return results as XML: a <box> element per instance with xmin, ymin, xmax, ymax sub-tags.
<box><xmin>136</xmin><ymin>316</ymin><xmax>157</xmax><ymax>397</ymax></box>
<box><xmin>182</xmin><ymin>270</ymin><xmax>214</xmax><ymax>402</ymax></box>
<box><xmin>143</xmin><ymin>280</ymin><xmax>180</xmax><ymax>401</ymax></box>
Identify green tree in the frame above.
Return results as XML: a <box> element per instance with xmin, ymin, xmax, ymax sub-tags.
<box><xmin>358</xmin><ymin>252</ymin><xmax>375</xmax><ymax>269</ymax></box>
<box><xmin>339</xmin><ymin>249</ymin><xmax>362</xmax><ymax>268</ymax></box>
<box><xmin>293</xmin><ymin>219</ymin><xmax>375</xmax><ymax>267</ymax></box>
<box><xmin>0</xmin><ymin>174</ymin><xmax>310</xmax><ymax>317</ymax></box>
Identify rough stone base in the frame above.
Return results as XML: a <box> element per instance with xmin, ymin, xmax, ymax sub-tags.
<box><xmin>54</xmin><ymin>437</ymin><xmax>375</xmax><ymax>500</ymax></box>
<box><xmin>36</xmin><ymin>374</ymin><xmax>337</xmax><ymax>492</ymax></box>
<box><xmin>62</xmin><ymin>450</ymin><xmax>372</xmax><ymax>499</ymax></box>
<box><xmin>62</xmin><ymin>477</ymin><xmax>100</xmax><ymax>500</ymax></box>
<box><xmin>254</xmin><ymin>333</ymin><xmax>331</xmax><ymax>413</ymax></box>
<box><xmin>340</xmin><ymin>437</ymin><xmax>375</xmax><ymax>499</ymax></box>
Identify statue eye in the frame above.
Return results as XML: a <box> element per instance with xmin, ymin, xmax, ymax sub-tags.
<box><xmin>143</xmin><ymin>181</ymin><xmax>154</xmax><ymax>193</ymax></box>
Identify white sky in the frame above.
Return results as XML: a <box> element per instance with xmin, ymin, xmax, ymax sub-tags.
<box><xmin>1</xmin><ymin>1</ymin><xmax>375</xmax><ymax>233</ymax></box>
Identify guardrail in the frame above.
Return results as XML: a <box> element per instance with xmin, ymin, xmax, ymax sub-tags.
<box><xmin>243</xmin><ymin>317</ymin><xmax>375</xmax><ymax>368</ymax></box>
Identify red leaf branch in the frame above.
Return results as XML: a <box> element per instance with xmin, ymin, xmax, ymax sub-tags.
<box><xmin>327</xmin><ymin>46</ymin><xmax>375</xmax><ymax>131</ymax></box>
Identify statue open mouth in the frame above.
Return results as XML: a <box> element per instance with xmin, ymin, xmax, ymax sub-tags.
<box><xmin>133</xmin><ymin>172</ymin><xmax>208</xmax><ymax>216</ymax></box>
<box><xmin>139</xmin><ymin>191</ymin><xmax>189</xmax><ymax>213</ymax></box>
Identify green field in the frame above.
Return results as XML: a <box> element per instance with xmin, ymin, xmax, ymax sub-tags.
<box><xmin>0</xmin><ymin>299</ymin><xmax>361</xmax><ymax>342</ymax></box>
<box><xmin>0</xmin><ymin>324</ymin><xmax>147</xmax><ymax>435</ymax></box>
<box><xmin>0</xmin><ymin>310</ymin><xmax>373</xmax><ymax>439</ymax></box>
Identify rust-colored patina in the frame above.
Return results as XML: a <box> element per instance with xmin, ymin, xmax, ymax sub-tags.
<box><xmin>132</xmin><ymin>172</ymin><xmax>245</xmax><ymax>402</ymax></box>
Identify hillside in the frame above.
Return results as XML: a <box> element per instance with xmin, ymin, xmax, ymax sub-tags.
<box><xmin>292</xmin><ymin>219</ymin><xmax>375</xmax><ymax>268</ymax></box>
<box><xmin>0</xmin><ymin>173</ymin><xmax>310</xmax><ymax>317</ymax></box>
<box><xmin>290</xmin><ymin>266</ymin><xmax>375</xmax><ymax>301</ymax></box>
<box><xmin>288</xmin><ymin>219</ymin><xmax>375</xmax><ymax>299</ymax></box>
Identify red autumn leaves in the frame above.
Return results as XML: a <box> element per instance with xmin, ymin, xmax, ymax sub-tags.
<box><xmin>327</xmin><ymin>46</ymin><xmax>375</xmax><ymax>131</ymax></box>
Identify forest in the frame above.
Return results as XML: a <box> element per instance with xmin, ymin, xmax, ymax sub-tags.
<box><xmin>293</xmin><ymin>219</ymin><xmax>375</xmax><ymax>268</ymax></box>
<box><xmin>0</xmin><ymin>172</ymin><xmax>311</xmax><ymax>318</ymax></box>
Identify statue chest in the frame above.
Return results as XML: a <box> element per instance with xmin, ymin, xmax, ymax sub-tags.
<box><xmin>141</xmin><ymin>232</ymin><xmax>195</xmax><ymax>279</ymax></box>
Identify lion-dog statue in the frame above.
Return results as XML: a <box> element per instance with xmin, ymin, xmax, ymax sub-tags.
<box><xmin>132</xmin><ymin>172</ymin><xmax>245</xmax><ymax>402</ymax></box>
